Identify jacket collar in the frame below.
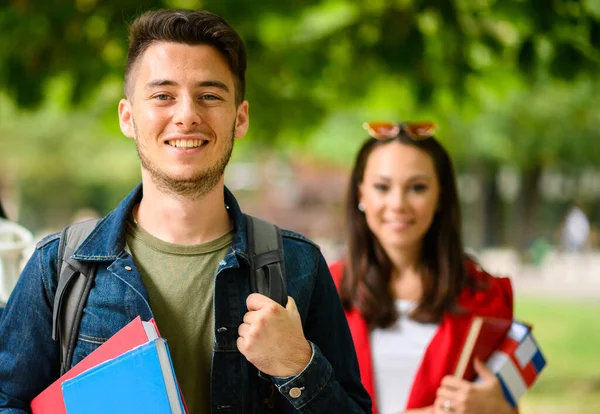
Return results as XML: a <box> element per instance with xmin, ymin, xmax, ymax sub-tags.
<box><xmin>73</xmin><ymin>183</ymin><xmax>250</xmax><ymax>263</ymax></box>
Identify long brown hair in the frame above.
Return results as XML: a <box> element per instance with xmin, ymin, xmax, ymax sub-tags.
<box><xmin>340</xmin><ymin>133</ymin><xmax>468</xmax><ymax>328</ymax></box>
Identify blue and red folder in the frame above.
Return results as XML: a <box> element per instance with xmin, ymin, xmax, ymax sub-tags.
<box><xmin>31</xmin><ymin>316</ymin><xmax>188</xmax><ymax>414</ymax></box>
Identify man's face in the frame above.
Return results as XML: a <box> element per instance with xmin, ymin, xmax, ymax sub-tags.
<box><xmin>118</xmin><ymin>41</ymin><xmax>249</xmax><ymax>198</ymax></box>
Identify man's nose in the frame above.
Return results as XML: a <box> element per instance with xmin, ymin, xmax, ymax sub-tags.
<box><xmin>173</xmin><ymin>97</ymin><xmax>201</xmax><ymax>128</ymax></box>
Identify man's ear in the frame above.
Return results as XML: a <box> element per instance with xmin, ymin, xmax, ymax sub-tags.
<box><xmin>118</xmin><ymin>99</ymin><xmax>135</xmax><ymax>139</ymax></box>
<box><xmin>233</xmin><ymin>100</ymin><xmax>249</xmax><ymax>140</ymax></box>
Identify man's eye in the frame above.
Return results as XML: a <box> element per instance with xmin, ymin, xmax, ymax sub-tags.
<box><xmin>201</xmin><ymin>94</ymin><xmax>221</xmax><ymax>101</ymax></box>
<box><xmin>154</xmin><ymin>94</ymin><xmax>171</xmax><ymax>101</ymax></box>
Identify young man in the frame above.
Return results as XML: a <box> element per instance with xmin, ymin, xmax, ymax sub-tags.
<box><xmin>0</xmin><ymin>9</ymin><xmax>371</xmax><ymax>414</ymax></box>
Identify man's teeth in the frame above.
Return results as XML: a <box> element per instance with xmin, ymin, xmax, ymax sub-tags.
<box><xmin>168</xmin><ymin>139</ymin><xmax>205</xmax><ymax>148</ymax></box>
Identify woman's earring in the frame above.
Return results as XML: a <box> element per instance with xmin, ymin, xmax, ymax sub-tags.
<box><xmin>358</xmin><ymin>202</ymin><xmax>365</xmax><ymax>212</ymax></box>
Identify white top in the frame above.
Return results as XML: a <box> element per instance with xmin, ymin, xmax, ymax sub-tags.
<box><xmin>371</xmin><ymin>300</ymin><xmax>439</xmax><ymax>414</ymax></box>
<box><xmin>0</xmin><ymin>218</ymin><xmax>33</xmax><ymax>304</ymax></box>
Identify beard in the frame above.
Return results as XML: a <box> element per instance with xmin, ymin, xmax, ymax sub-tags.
<box><xmin>133</xmin><ymin>119</ymin><xmax>235</xmax><ymax>200</ymax></box>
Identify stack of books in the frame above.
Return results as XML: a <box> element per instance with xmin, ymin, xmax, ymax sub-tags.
<box><xmin>482</xmin><ymin>321</ymin><xmax>547</xmax><ymax>407</ymax></box>
<box><xmin>31</xmin><ymin>316</ymin><xmax>187</xmax><ymax>414</ymax></box>
<box><xmin>453</xmin><ymin>316</ymin><xmax>547</xmax><ymax>407</ymax></box>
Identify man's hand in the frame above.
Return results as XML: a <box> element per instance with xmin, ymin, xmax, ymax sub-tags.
<box><xmin>432</xmin><ymin>359</ymin><xmax>515</xmax><ymax>414</ymax></box>
<box><xmin>237</xmin><ymin>294</ymin><xmax>312</xmax><ymax>377</ymax></box>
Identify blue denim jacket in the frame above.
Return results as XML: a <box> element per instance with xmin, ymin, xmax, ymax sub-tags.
<box><xmin>0</xmin><ymin>185</ymin><xmax>371</xmax><ymax>413</ymax></box>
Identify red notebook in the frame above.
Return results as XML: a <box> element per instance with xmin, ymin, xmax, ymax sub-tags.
<box><xmin>452</xmin><ymin>316</ymin><xmax>513</xmax><ymax>381</ymax></box>
<box><xmin>31</xmin><ymin>316</ymin><xmax>170</xmax><ymax>414</ymax></box>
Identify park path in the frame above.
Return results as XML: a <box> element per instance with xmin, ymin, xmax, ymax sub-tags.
<box><xmin>476</xmin><ymin>249</ymin><xmax>600</xmax><ymax>299</ymax></box>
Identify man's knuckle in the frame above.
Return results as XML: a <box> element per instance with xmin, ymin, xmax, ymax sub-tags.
<box><xmin>266</xmin><ymin>303</ymin><xmax>279</xmax><ymax>314</ymax></box>
<box><xmin>246</xmin><ymin>325</ymin><xmax>259</xmax><ymax>339</ymax></box>
<box><xmin>255</xmin><ymin>317</ymin><xmax>267</xmax><ymax>329</ymax></box>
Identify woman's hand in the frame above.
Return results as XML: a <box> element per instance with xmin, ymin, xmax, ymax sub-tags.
<box><xmin>432</xmin><ymin>359</ymin><xmax>515</xmax><ymax>414</ymax></box>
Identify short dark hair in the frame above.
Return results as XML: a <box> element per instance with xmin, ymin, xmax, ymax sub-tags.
<box><xmin>125</xmin><ymin>9</ymin><xmax>247</xmax><ymax>105</ymax></box>
<box><xmin>340</xmin><ymin>133</ymin><xmax>468</xmax><ymax>327</ymax></box>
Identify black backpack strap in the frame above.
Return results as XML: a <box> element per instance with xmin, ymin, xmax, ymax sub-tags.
<box><xmin>246</xmin><ymin>215</ymin><xmax>287</xmax><ymax>307</ymax></box>
<box><xmin>52</xmin><ymin>218</ymin><xmax>100</xmax><ymax>375</ymax></box>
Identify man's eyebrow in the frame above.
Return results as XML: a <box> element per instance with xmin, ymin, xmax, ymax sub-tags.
<box><xmin>145</xmin><ymin>79</ymin><xmax>230</xmax><ymax>93</ymax></box>
<box><xmin>145</xmin><ymin>79</ymin><xmax>178</xmax><ymax>89</ymax></box>
<box><xmin>197</xmin><ymin>80</ymin><xmax>230</xmax><ymax>93</ymax></box>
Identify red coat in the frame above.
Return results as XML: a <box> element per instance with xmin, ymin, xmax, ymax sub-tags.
<box><xmin>329</xmin><ymin>260</ymin><xmax>514</xmax><ymax>413</ymax></box>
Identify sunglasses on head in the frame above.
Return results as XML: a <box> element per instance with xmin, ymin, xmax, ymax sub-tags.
<box><xmin>362</xmin><ymin>121</ymin><xmax>437</xmax><ymax>141</ymax></box>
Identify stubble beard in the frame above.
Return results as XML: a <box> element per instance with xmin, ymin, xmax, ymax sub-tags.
<box><xmin>133</xmin><ymin>119</ymin><xmax>235</xmax><ymax>200</ymax></box>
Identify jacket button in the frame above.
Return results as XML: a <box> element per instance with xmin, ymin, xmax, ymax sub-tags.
<box><xmin>125</xmin><ymin>266</ymin><xmax>132</xmax><ymax>271</ymax></box>
<box><xmin>289</xmin><ymin>387</ymin><xmax>302</xmax><ymax>398</ymax></box>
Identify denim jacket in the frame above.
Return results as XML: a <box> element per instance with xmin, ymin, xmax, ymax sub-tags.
<box><xmin>0</xmin><ymin>185</ymin><xmax>371</xmax><ymax>413</ymax></box>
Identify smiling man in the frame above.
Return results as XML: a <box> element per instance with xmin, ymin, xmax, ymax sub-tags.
<box><xmin>0</xmin><ymin>9</ymin><xmax>371</xmax><ymax>414</ymax></box>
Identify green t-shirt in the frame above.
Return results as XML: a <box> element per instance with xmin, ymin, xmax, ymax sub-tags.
<box><xmin>126</xmin><ymin>220</ymin><xmax>232</xmax><ymax>414</ymax></box>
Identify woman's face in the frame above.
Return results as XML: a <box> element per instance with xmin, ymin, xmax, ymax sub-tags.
<box><xmin>358</xmin><ymin>141</ymin><xmax>440</xmax><ymax>252</ymax></box>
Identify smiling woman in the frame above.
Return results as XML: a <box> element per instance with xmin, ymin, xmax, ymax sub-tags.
<box><xmin>329</xmin><ymin>121</ymin><xmax>517</xmax><ymax>414</ymax></box>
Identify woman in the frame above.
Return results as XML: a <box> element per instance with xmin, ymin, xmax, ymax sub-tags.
<box><xmin>330</xmin><ymin>121</ymin><xmax>516</xmax><ymax>414</ymax></box>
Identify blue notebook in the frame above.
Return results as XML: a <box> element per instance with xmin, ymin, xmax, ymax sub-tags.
<box><xmin>61</xmin><ymin>338</ymin><xmax>185</xmax><ymax>414</ymax></box>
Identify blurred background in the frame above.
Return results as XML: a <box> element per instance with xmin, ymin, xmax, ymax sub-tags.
<box><xmin>1</xmin><ymin>0</ymin><xmax>600</xmax><ymax>412</ymax></box>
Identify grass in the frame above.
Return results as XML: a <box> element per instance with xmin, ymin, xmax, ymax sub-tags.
<box><xmin>515</xmin><ymin>297</ymin><xmax>600</xmax><ymax>413</ymax></box>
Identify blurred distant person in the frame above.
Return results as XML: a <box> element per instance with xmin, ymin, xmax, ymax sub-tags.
<box><xmin>330</xmin><ymin>121</ymin><xmax>516</xmax><ymax>414</ymax></box>
<box><xmin>0</xmin><ymin>197</ymin><xmax>33</xmax><ymax>306</ymax></box>
<box><xmin>559</xmin><ymin>203</ymin><xmax>590</xmax><ymax>252</ymax></box>
<box><xmin>0</xmin><ymin>9</ymin><xmax>370</xmax><ymax>413</ymax></box>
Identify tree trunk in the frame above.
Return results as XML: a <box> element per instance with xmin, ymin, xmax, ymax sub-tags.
<box><xmin>514</xmin><ymin>165</ymin><xmax>543</xmax><ymax>252</ymax></box>
<box><xmin>482</xmin><ymin>163</ymin><xmax>502</xmax><ymax>247</ymax></box>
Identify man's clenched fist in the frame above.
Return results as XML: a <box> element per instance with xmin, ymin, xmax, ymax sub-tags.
<box><xmin>237</xmin><ymin>294</ymin><xmax>312</xmax><ymax>377</ymax></box>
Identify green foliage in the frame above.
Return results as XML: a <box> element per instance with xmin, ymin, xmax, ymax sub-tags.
<box><xmin>2</xmin><ymin>0</ymin><xmax>600</xmax><ymax>142</ymax></box>
<box><xmin>0</xmin><ymin>0</ymin><xmax>163</xmax><ymax>107</ymax></box>
<box><xmin>2</xmin><ymin>0</ymin><xmax>600</xmax><ymax>230</ymax></box>
<box><xmin>464</xmin><ymin>76</ymin><xmax>600</xmax><ymax>169</ymax></box>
